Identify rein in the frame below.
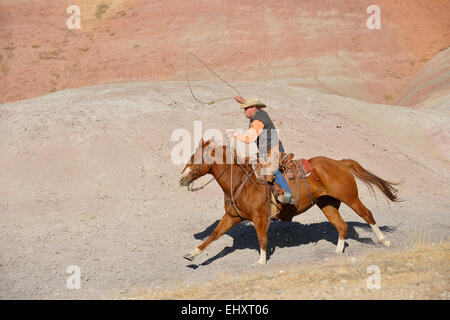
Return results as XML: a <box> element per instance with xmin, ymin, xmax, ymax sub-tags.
<box><xmin>230</xmin><ymin>162</ymin><xmax>282</xmax><ymax>220</ymax></box>
<box><xmin>229</xmin><ymin>162</ymin><xmax>248</xmax><ymax>220</ymax></box>
<box><xmin>188</xmin><ymin>161</ymin><xmax>281</xmax><ymax>220</ymax></box>
<box><xmin>187</xmin><ymin>167</ymin><xmax>227</xmax><ymax>192</ymax></box>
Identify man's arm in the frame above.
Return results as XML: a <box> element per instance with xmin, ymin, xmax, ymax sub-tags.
<box><xmin>233</xmin><ymin>96</ymin><xmax>245</xmax><ymax>104</ymax></box>
<box><xmin>234</xmin><ymin>120</ymin><xmax>264</xmax><ymax>143</ymax></box>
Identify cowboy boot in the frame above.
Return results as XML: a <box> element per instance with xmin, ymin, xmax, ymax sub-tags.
<box><xmin>277</xmin><ymin>192</ymin><xmax>296</xmax><ymax>206</ymax></box>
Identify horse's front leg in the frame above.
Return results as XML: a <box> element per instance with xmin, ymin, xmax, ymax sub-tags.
<box><xmin>184</xmin><ymin>212</ymin><xmax>241</xmax><ymax>261</ymax></box>
<box><xmin>253</xmin><ymin>214</ymin><xmax>270</xmax><ymax>265</ymax></box>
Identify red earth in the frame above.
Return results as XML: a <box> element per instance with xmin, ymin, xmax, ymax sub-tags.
<box><xmin>1</xmin><ymin>0</ymin><xmax>449</xmax><ymax>105</ymax></box>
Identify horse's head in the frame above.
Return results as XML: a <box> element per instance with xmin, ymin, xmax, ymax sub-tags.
<box><xmin>179</xmin><ymin>138</ymin><xmax>220</xmax><ymax>187</ymax></box>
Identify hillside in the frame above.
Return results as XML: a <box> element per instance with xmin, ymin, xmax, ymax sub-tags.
<box><xmin>1</xmin><ymin>0</ymin><xmax>449</xmax><ymax>104</ymax></box>
<box><xmin>1</xmin><ymin>80</ymin><xmax>449</xmax><ymax>298</ymax></box>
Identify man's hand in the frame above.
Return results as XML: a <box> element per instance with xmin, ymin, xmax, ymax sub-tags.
<box><xmin>225</xmin><ymin>130</ymin><xmax>235</xmax><ymax>138</ymax></box>
<box><xmin>233</xmin><ymin>96</ymin><xmax>245</xmax><ymax>104</ymax></box>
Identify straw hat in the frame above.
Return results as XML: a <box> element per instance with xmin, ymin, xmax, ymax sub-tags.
<box><xmin>239</xmin><ymin>98</ymin><xmax>267</xmax><ymax>109</ymax></box>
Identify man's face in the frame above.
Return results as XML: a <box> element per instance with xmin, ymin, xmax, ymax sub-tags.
<box><xmin>243</xmin><ymin>106</ymin><xmax>257</xmax><ymax>119</ymax></box>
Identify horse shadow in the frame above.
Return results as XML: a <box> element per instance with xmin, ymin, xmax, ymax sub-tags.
<box><xmin>186</xmin><ymin>219</ymin><xmax>397</xmax><ymax>268</ymax></box>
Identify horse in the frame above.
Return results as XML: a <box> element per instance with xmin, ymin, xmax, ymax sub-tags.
<box><xmin>179</xmin><ymin>138</ymin><xmax>400</xmax><ymax>265</ymax></box>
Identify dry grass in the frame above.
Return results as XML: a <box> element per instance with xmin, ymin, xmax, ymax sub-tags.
<box><xmin>3</xmin><ymin>44</ymin><xmax>16</xmax><ymax>51</ymax></box>
<box><xmin>388</xmin><ymin>72</ymin><xmax>402</xmax><ymax>79</ymax></box>
<box><xmin>128</xmin><ymin>238</ymin><xmax>449</xmax><ymax>300</ymax></box>
<box><xmin>39</xmin><ymin>49</ymin><xmax>63</xmax><ymax>60</ymax></box>
<box><xmin>1</xmin><ymin>65</ymin><xmax>9</xmax><ymax>75</ymax></box>
<box><xmin>95</xmin><ymin>2</ymin><xmax>111</xmax><ymax>19</ymax></box>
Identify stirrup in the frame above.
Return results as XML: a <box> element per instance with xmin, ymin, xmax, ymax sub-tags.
<box><xmin>277</xmin><ymin>192</ymin><xmax>295</xmax><ymax>205</ymax></box>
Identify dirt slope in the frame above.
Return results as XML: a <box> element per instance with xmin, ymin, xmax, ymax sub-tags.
<box><xmin>394</xmin><ymin>48</ymin><xmax>450</xmax><ymax>110</ymax></box>
<box><xmin>0</xmin><ymin>80</ymin><xmax>449</xmax><ymax>299</ymax></box>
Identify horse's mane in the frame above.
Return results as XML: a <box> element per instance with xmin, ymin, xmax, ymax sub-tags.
<box><xmin>206</xmin><ymin>138</ymin><xmax>257</xmax><ymax>166</ymax></box>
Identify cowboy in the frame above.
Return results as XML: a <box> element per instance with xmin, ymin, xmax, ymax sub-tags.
<box><xmin>227</xmin><ymin>96</ymin><xmax>296</xmax><ymax>205</ymax></box>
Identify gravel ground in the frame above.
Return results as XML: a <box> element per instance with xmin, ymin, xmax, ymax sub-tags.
<box><xmin>137</xmin><ymin>241</ymin><xmax>449</xmax><ymax>300</ymax></box>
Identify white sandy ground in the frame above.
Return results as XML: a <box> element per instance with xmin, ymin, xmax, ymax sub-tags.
<box><xmin>0</xmin><ymin>81</ymin><xmax>449</xmax><ymax>299</ymax></box>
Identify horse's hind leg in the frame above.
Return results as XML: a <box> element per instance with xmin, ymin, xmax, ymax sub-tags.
<box><xmin>184</xmin><ymin>212</ymin><xmax>241</xmax><ymax>261</ymax></box>
<box><xmin>346</xmin><ymin>197</ymin><xmax>392</xmax><ymax>247</ymax></box>
<box><xmin>316</xmin><ymin>196</ymin><xmax>348</xmax><ymax>254</ymax></box>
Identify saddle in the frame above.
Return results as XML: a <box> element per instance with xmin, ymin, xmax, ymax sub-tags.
<box><xmin>252</xmin><ymin>152</ymin><xmax>318</xmax><ymax>184</ymax></box>
<box><xmin>251</xmin><ymin>151</ymin><xmax>320</xmax><ymax>221</ymax></box>
<box><xmin>251</xmin><ymin>162</ymin><xmax>272</xmax><ymax>184</ymax></box>
<box><xmin>281</xmin><ymin>156</ymin><xmax>320</xmax><ymax>182</ymax></box>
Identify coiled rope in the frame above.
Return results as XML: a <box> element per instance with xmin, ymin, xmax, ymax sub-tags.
<box><xmin>186</xmin><ymin>52</ymin><xmax>241</xmax><ymax>105</ymax></box>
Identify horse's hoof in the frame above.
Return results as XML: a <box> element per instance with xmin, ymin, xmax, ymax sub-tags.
<box><xmin>184</xmin><ymin>253</ymin><xmax>195</xmax><ymax>261</ymax></box>
<box><xmin>382</xmin><ymin>239</ymin><xmax>393</xmax><ymax>247</ymax></box>
<box><xmin>335</xmin><ymin>239</ymin><xmax>345</xmax><ymax>254</ymax></box>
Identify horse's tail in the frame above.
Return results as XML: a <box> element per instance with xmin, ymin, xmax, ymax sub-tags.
<box><xmin>341</xmin><ymin>159</ymin><xmax>401</xmax><ymax>202</ymax></box>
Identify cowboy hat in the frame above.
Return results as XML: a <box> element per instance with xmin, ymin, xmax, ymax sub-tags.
<box><xmin>239</xmin><ymin>98</ymin><xmax>267</xmax><ymax>109</ymax></box>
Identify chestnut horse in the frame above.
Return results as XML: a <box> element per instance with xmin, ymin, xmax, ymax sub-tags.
<box><xmin>179</xmin><ymin>138</ymin><xmax>400</xmax><ymax>265</ymax></box>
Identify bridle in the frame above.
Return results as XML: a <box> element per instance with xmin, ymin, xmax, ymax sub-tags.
<box><xmin>187</xmin><ymin>167</ymin><xmax>226</xmax><ymax>192</ymax></box>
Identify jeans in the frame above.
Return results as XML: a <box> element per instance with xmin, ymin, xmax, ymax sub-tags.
<box><xmin>274</xmin><ymin>169</ymin><xmax>292</xmax><ymax>195</ymax></box>
<box><xmin>274</xmin><ymin>143</ymin><xmax>291</xmax><ymax>194</ymax></box>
